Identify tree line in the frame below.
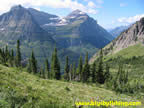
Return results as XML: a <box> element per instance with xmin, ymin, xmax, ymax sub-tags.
<box><xmin>0</xmin><ymin>40</ymin><xmax>111</xmax><ymax>83</ymax></box>
<box><xmin>0</xmin><ymin>40</ymin><xmax>61</xmax><ymax>80</ymax></box>
<box><xmin>63</xmin><ymin>50</ymin><xmax>111</xmax><ymax>84</ymax></box>
<box><xmin>1</xmin><ymin>40</ymin><xmax>138</xmax><ymax>94</ymax></box>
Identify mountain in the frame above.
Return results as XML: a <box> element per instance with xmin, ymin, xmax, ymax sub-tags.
<box><xmin>0</xmin><ymin>5</ymin><xmax>113</xmax><ymax>69</ymax></box>
<box><xmin>0</xmin><ymin>5</ymin><xmax>54</xmax><ymax>42</ymax></box>
<box><xmin>0</xmin><ymin>5</ymin><xmax>56</xmax><ymax>66</ymax></box>
<box><xmin>28</xmin><ymin>8</ymin><xmax>59</xmax><ymax>25</ymax></box>
<box><xmin>41</xmin><ymin>9</ymin><xmax>114</xmax><ymax>60</ymax></box>
<box><xmin>89</xmin><ymin>17</ymin><xmax>144</xmax><ymax>64</ymax></box>
<box><xmin>109</xmin><ymin>25</ymin><xmax>129</xmax><ymax>38</ymax></box>
<box><xmin>42</xmin><ymin>9</ymin><xmax>114</xmax><ymax>48</ymax></box>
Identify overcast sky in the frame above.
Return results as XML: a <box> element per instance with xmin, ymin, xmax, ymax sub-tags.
<box><xmin>0</xmin><ymin>0</ymin><xmax>144</xmax><ymax>29</ymax></box>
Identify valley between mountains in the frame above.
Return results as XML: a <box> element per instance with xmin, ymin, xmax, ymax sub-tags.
<box><xmin>0</xmin><ymin>5</ymin><xmax>113</xmax><ymax>69</ymax></box>
<box><xmin>0</xmin><ymin>4</ymin><xmax>144</xmax><ymax>108</ymax></box>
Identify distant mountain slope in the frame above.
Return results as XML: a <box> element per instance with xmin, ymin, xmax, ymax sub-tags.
<box><xmin>0</xmin><ymin>5</ymin><xmax>113</xmax><ymax>69</ymax></box>
<box><xmin>43</xmin><ymin>9</ymin><xmax>114</xmax><ymax>49</ymax></box>
<box><xmin>0</xmin><ymin>5</ymin><xmax>54</xmax><ymax>42</ymax></box>
<box><xmin>109</xmin><ymin>25</ymin><xmax>129</xmax><ymax>38</ymax></box>
<box><xmin>28</xmin><ymin>8</ymin><xmax>59</xmax><ymax>25</ymax></box>
<box><xmin>90</xmin><ymin>17</ymin><xmax>144</xmax><ymax>64</ymax></box>
<box><xmin>0</xmin><ymin>5</ymin><xmax>56</xmax><ymax>66</ymax></box>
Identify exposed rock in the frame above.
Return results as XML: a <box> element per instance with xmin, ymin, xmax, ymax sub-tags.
<box><xmin>89</xmin><ymin>17</ymin><xmax>144</xmax><ymax>64</ymax></box>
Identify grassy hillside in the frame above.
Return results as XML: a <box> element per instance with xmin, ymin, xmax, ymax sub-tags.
<box><xmin>105</xmin><ymin>44</ymin><xmax>144</xmax><ymax>60</ymax></box>
<box><xmin>0</xmin><ymin>64</ymin><xmax>143</xmax><ymax>108</ymax></box>
<box><xmin>104</xmin><ymin>44</ymin><xmax>144</xmax><ymax>79</ymax></box>
<box><xmin>103</xmin><ymin>44</ymin><xmax>144</xmax><ymax>94</ymax></box>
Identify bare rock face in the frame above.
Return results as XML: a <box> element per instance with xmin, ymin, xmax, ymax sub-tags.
<box><xmin>115</xmin><ymin>18</ymin><xmax>144</xmax><ymax>49</ymax></box>
<box><xmin>89</xmin><ymin>17</ymin><xmax>144</xmax><ymax>64</ymax></box>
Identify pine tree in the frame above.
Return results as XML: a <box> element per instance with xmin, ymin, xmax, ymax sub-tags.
<box><xmin>69</xmin><ymin>64</ymin><xmax>73</xmax><ymax>81</ymax></box>
<box><xmin>50</xmin><ymin>52</ymin><xmax>54</xmax><ymax>79</ymax></box>
<box><xmin>39</xmin><ymin>67</ymin><xmax>42</xmax><ymax>78</ymax></box>
<box><xmin>11</xmin><ymin>49</ymin><xmax>14</xmax><ymax>61</ymax></box>
<box><xmin>27</xmin><ymin>58</ymin><xmax>31</xmax><ymax>73</ymax></box>
<box><xmin>104</xmin><ymin>63</ymin><xmax>110</xmax><ymax>81</ymax></box>
<box><xmin>39</xmin><ymin>67</ymin><xmax>44</xmax><ymax>78</ymax></box>
<box><xmin>5</xmin><ymin>45</ymin><xmax>9</xmax><ymax>62</ymax></box>
<box><xmin>0</xmin><ymin>48</ymin><xmax>6</xmax><ymax>64</ymax></box>
<box><xmin>2</xmin><ymin>46</ymin><xmax>9</xmax><ymax>63</ymax></box>
<box><xmin>82</xmin><ymin>52</ymin><xmax>90</xmax><ymax>82</ymax></box>
<box><xmin>118</xmin><ymin>65</ymin><xmax>125</xmax><ymax>85</ymax></box>
<box><xmin>0</xmin><ymin>48</ymin><xmax>2</xmax><ymax>63</ymax></box>
<box><xmin>1</xmin><ymin>48</ymin><xmax>6</xmax><ymax>63</ymax></box>
<box><xmin>97</xmin><ymin>49</ymin><xmax>105</xmax><ymax>84</ymax></box>
<box><xmin>72</xmin><ymin>62</ymin><xmax>76</xmax><ymax>80</ymax></box>
<box><xmin>91</xmin><ymin>62</ymin><xmax>96</xmax><ymax>83</ymax></box>
<box><xmin>57</xmin><ymin>59</ymin><xmax>61</xmax><ymax>80</ymax></box>
<box><xmin>77</xmin><ymin>55</ymin><xmax>83</xmax><ymax>81</ymax></box>
<box><xmin>45</xmin><ymin>58</ymin><xmax>50</xmax><ymax>79</ymax></box>
<box><xmin>15</xmin><ymin>40</ymin><xmax>21</xmax><ymax>67</ymax></box>
<box><xmin>64</xmin><ymin>56</ymin><xmax>69</xmax><ymax>81</ymax></box>
<box><xmin>113</xmin><ymin>64</ymin><xmax>129</xmax><ymax>93</ymax></box>
<box><xmin>51</xmin><ymin>48</ymin><xmax>61</xmax><ymax>80</ymax></box>
<box><xmin>29</xmin><ymin>50</ymin><xmax>37</xmax><ymax>74</ymax></box>
<box><xmin>8</xmin><ymin>49</ymin><xmax>15</xmax><ymax>67</ymax></box>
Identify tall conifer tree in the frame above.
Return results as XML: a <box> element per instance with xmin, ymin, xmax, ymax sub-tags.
<box><xmin>104</xmin><ymin>63</ymin><xmax>110</xmax><ymax>81</ymax></box>
<box><xmin>91</xmin><ymin>62</ymin><xmax>96</xmax><ymax>83</ymax></box>
<box><xmin>51</xmin><ymin>48</ymin><xmax>61</xmax><ymax>80</ymax></box>
<box><xmin>97</xmin><ymin>49</ymin><xmax>105</xmax><ymax>84</ymax></box>
<box><xmin>77</xmin><ymin>55</ymin><xmax>83</xmax><ymax>81</ymax></box>
<box><xmin>69</xmin><ymin>64</ymin><xmax>73</xmax><ymax>81</ymax></box>
<box><xmin>15</xmin><ymin>40</ymin><xmax>21</xmax><ymax>67</ymax></box>
<box><xmin>45</xmin><ymin>58</ymin><xmax>50</xmax><ymax>79</ymax></box>
<box><xmin>29</xmin><ymin>50</ymin><xmax>37</xmax><ymax>74</ymax></box>
<box><xmin>64</xmin><ymin>56</ymin><xmax>69</xmax><ymax>81</ymax></box>
<box><xmin>82</xmin><ymin>52</ymin><xmax>90</xmax><ymax>82</ymax></box>
<box><xmin>72</xmin><ymin>62</ymin><xmax>76</xmax><ymax>80</ymax></box>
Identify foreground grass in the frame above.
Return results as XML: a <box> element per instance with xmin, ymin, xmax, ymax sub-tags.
<box><xmin>0</xmin><ymin>65</ymin><xmax>143</xmax><ymax>108</ymax></box>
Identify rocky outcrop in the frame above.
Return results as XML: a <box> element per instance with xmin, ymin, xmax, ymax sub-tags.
<box><xmin>89</xmin><ymin>17</ymin><xmax>144</xmax><ymax>64</ymax></box>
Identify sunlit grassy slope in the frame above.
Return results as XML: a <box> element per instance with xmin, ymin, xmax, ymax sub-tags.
<box><xmin>104</xmin><ymin>44</ymin><xmax>144</xmax><ymax>77</ymax></box>
<box><xmin>104</xmin><ymin>44</ymin><xmax>144</xmax><ymax>97</ymax></box>
<box><xmin>0</xmin><ymin>65</ymin><xmax>143</xmax><ymax>108</ymax></box>
<box><xmin>105</xmin><ymin>44</ymin><xmax>144</xmax><ymax>60</ymax></box>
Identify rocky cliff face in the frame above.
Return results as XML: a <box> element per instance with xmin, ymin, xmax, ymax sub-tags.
<box><xmin>112</xmin><ymin>17</ymin><xmax>144</xmax><ymax>51</ymax></box>
<box><xmin>0</xmin><ymin>5</ymin><xmax>54</xmax><ymax>42</ymax></box>
<box><xmin>89</xmin><ymin>17</ymin><xmax>144</xmax><ymax>64</ymax></box>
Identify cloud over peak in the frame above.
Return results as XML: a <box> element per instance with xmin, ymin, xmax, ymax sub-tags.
<box><xmin>0</xmin><ymin>0</ymin><xmax>104</xmax><ymax>15</ymax></box>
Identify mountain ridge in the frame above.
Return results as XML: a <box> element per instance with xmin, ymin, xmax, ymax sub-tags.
<box><xmin>109</xmin><ymin>25</ymin><xmax>129</xmax><ymax>38</ymax></box>
<box><xmin>0</xmin><ymin>5</ymin><xmax>113</xmax><ymax>69</ymax></box>
<box><xmin>89</xmin><ymin>17</ymin><xmax>144</xmax><ymax>64</ymax></box>
<box><xmin>28</xmin><ymin>8</ymin><xmax>59</xmax><ymax>25</ymax></box>
<box><xmin>0</xmin><ymin>5</ymin><xmax>54</xmax><ymax>42</ymax></box>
